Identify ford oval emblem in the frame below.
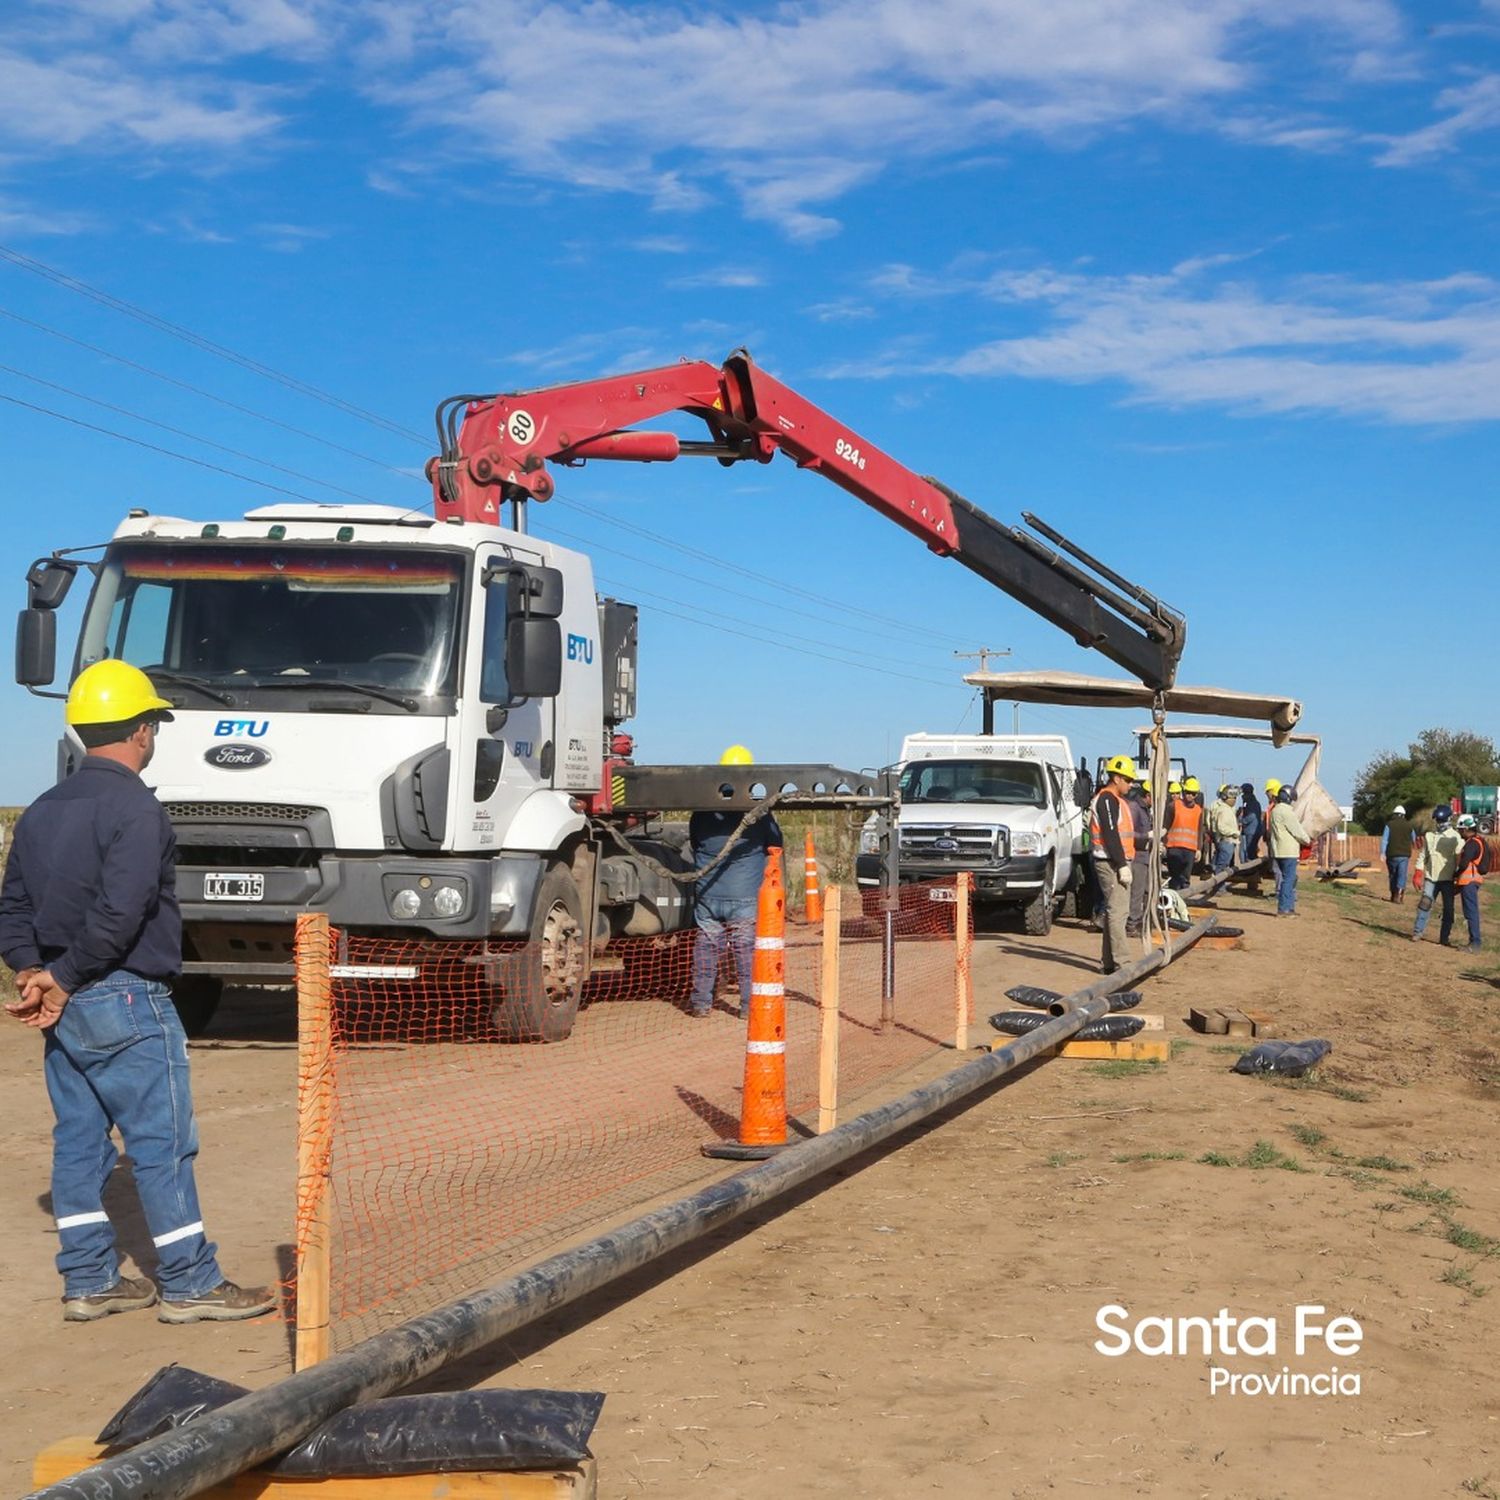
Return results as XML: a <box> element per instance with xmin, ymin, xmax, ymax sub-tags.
<box><xmin>933</xmin><ymin>836</ymin><xmax>959</xmax><ymax>852</ymax></box>
<box><xmin>205</xmin><ymin>742</ymin><xmax>272</xmax><ymax>771</ymax></box>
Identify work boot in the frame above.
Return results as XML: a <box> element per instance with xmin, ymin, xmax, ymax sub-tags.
<box><xmin>157</xmin><ymin>1280</ymin><xmax>276</xmax><ymax>1324</ymax></box>
<box><xmin>62</xmin><ymin>1275</ymin><xmax>158</xmax><ymax>1323</ymax></box>
<box><xmin>1467</xmin><ymin>942</ymin><xmax>1483</xmax><ymax>953</ymax></box>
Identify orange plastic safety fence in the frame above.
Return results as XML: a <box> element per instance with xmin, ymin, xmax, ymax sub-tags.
<box><xmin>292</xmin><ymin>878</ymin><xmax>970</xmax><ymax>1349</ymax></box>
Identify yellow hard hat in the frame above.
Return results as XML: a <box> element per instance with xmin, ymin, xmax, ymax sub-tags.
<box><xmin>1265</xmin><ymin>777</ymin><xmax>1282</xmax><ymax>794</ymax></box>
<box><xmin>1168</xmin><ymin>780</ymin><xmax>1182</xmax><ymax>795</ymax></box>
<box><xmin>1136</xmin><ymin>768</ymin><xmax>1152</xmax><ymax>786</ymax></box>
<box><xmin>1183</xmin><ymin>776</ymin><xmax>1201</xmax><ymax>793</ymax></box>
<box><xmin>1103</xmin><ymin>754</ymin><xmax>1135</xmax><ymax>779</ymax></box>
<box><xmin>65</xmin><ymin>660</ymin><xmax>174</xmax><ymax>727</ymax></box>
<box><xmin>1219</xmin><ymin>783</ymin><xmax>1235</xmax><ymax>795</ymax></box>
<box><xmin>719</xmin><ymin>744</ymin><xmax>753</xmax><ymax>766</ymax></box>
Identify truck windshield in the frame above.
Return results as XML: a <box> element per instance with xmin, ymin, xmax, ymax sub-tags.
<box><xmin>900</xmin><ymin>759</ymin><xmax>1048</xmax><ymax>807</ymax></box>
<box><xmin>77</xmin><ymin>542</ymin><xmax>464</xmax><ymax>706</ymax></box>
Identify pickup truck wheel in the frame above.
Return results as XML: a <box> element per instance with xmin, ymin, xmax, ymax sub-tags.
<box><xmin>490</xmin><ymin>866</ymin><xmax>585</xmax><ymax>1042</ymax></box>
<box><xmin>1022</xmin><ymin>862</ymin><xmax>1056</xmax><ymax>937</ymax></box>
<box><xmin>170</xmin><ymin>977</ymin><xmax>223</xmax><ymax>1037</ymax></box>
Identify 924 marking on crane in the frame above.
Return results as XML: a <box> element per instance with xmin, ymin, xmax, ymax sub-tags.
<box><xmin>835</xmin><ymin>437</ymin><xmax>867</xmax><ymax>472</ymax></box>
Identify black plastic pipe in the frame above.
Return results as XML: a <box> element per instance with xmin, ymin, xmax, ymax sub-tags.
<box><xmin>26</xmin><ymin>936</ymin><xmax>1206</xmax><ymax>1500</ymax></box>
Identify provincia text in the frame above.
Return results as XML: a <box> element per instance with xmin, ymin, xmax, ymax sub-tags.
<box><xmin>1094</xmin><ymin>1303</ymin><xmax>1363</xmax><ymax>1397</ymax></box>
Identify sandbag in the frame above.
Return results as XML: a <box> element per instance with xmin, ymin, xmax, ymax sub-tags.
<box><xmin>1004</xmin><ymin>985</ymin><xmax>1142</xmax><ymax>1012</ymax></box>
<box><xmin>989</xmin><ymin>1011</ymin><xmax>1145</xmax><ymax>1041</ymax></box>
<box><xmin>1231</xmin><ymin>1039</ymin><xmax>1332</xmax><ymax>1077</ymax></box>
<box><xmin>97</xmin><ymin>1366</ymin><xmax>604</xmax><ymax>1475</ymax></box>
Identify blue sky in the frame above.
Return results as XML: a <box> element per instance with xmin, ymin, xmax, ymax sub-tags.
<box><xmin>2</xmin><ymin>0</ymin><xmax>1498</xmax><ymax>805</ymax></box>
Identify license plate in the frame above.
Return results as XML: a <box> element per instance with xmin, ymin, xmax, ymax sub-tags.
<box><xmin>928</xmin><ymin>886</ymin><xmax>957</xmax><ymax>903</ymax></box>
<box><xmin>202</xmin><ymin>872</ymin><xmax>265</xmax><ymax>902</ymax></box>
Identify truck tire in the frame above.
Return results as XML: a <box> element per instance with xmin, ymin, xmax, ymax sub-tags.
<box><xmin>170</xmin><ymin>976</ymin><xmax>223</xmax><ymax>1038</ymax></box>
<box><xmin>490</xmin><ymin>865</ymin><xmax>586</xmax><ymax>1043</ymax></box>
<box><xmin>1022</xmin><ymin>861</ymin><xmax>1056</xmax><ymax>937</ymax></box>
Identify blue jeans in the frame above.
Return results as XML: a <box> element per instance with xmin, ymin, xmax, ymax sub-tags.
<box><xmin>1276</xmin><ymin>856</ymin><xmax>1299</xmax><ymax>913</ymax></box>
<box><xmin>1386</xmin><ymin>857</ymin><xmax>1409</xmax><ymax>899</ymax></box>
<box><xmin>690</xmin><ymin>899</ymin><xmax>756</xmax><ymax>1015</ymax></box>
<box><xmin>43</xmin><ymin>972</ymin><xmax>222</xmax><ymax>1298</ymax></box>
<box><xmin>1213</xmin><ymin>837</ymin><xmax>1237</xmax><ymax>874</ymax></box>
<box><xmin>1413</xmin><ymin>880</ymin><xmax>1455</xmax><ymax>942</ymax></box>
<box><xmin>1460</xmin><ymin>883</ymin><xmax>1481</xmax><ymax>946</ymax></box>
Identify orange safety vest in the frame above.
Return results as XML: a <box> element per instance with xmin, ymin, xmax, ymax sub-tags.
<box><xmin>1165</xmin><ymin>798</ymin><xmax>1203</xmax><ymax>851</ymax></box>
<box><xmin>1457</xmin><ymin>836</ymin><xmax>1486</xmax><ymax>887</ymax></box>
<box><xmin>1090</xmin><ymin>785</ymin><xmax>1136</xmax><ymax>862</ymax></box>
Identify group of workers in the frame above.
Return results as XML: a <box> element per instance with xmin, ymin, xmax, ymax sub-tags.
<box><xmin>1380</xmin><ymin>803</ymin><xmax>1485</xmax><ymax>951</ymax></box>
<box><xmin>1090</xmin><ymin>758</ymin><xmax>1312</xmax><ymax>974</ymax></box>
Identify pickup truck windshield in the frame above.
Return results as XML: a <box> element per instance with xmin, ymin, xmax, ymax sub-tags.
<box><xmin>900</xmin><ymin>759</ymin><xmax>1048</xmax><ymax>807</ymax></box>
<box><xmin>77</xmin><ymin>542</ymin><xmax>464</xmax><ymax>707</ymax></box>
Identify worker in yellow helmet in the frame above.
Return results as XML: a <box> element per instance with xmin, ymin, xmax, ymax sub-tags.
<box><xmin>0</xmin><ymin>661</ymin><xmax>275</xmax><ymax>1323</ymax></box>
<box><xmin>1089</xmin><ymin>755</ymin><xmax>1138</xmax><ymax>973</ymax></box>
<box><xmin>1207</xmin><ymin>783</ymin><xmax>1240</xmax><ymax>874</ymax></box>
<box><xmin>1164</xmin><ymin>775</ymin><xmax>1204</xmax><ymax>890</ymax></box>
<box><xmin>1264</xmin><ymin>779</ymin><xmax>1285</xmax><ymax>902</ymax></box>
<box><xmin>690</xmin><ymin>745</ymin><xmax>782</xmax><ymax>1017</ymax></box>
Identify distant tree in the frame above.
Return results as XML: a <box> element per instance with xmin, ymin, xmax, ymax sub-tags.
<box><xmin>1352</xmin><ymin>729</ymin><xmax>1500</xmax><ymax>831</ymax></box>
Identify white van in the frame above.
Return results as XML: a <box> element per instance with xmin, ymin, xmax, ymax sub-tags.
<box><xmin>856</xmin><ymin>733</ymin><xmax>1090</xmax><ymax>935</ymax></box>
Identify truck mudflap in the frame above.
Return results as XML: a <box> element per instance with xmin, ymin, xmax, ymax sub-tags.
<box><xmin>178</xmin><ymin>853</ymin><xmax>545</xmax><ymax>942</ymax></box>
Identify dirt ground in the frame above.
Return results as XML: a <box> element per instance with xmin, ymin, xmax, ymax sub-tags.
<box><xmin>3</xmin><ymin>870</ymin><xmax>1499</xmax><ymax>1500</ymax></box>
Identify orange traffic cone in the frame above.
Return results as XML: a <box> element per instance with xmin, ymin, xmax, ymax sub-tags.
<box><xmin>704</xmin><ymin>847</ymin><xmax>789</xmax><ymax>1160</ymax></box>
<box><xmin>803</xmin><ymin>829</ymin><xmax>823</xmax><ymax>924</ymax></box>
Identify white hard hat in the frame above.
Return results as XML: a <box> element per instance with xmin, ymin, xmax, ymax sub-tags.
<box><xmin>1392</xmin><ymin>805</ymin><xmax>1406</xmax><ymax>816</ymax></box>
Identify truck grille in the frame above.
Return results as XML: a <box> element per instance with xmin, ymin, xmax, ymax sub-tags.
<box><xmin>164</xmin><ymin>801</ymin><xmax>321</xmax><ymax>823</ymax></box>
<box><xmin>900</xmin><ymin>824</ymin><xmax>1005</xmax><ymax>861</ymax></box>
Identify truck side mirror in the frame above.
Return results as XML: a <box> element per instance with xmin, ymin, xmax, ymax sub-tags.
<box><xmin>16</xmin><ymin>608</ymin><xmax>57</xmax><ymax>686</ymax></box>
<box><xmin>506</xmin><ymin>564</ymin><xmax>564</xmax><ymax>619</ymax></box>
<box><xmin>506</xmin><ymin>617</ymin><xmax>562</xmax><ymax>699</ymax></box>
<box><xmin>27</xmin><ymin>557</ymin><xmax>78</xmax><ymax>611</ymax></box>
<box><xmin>1073</xmin><ymin>770</ymin><xmax>1093</xmax><ymax>808</ymax></box>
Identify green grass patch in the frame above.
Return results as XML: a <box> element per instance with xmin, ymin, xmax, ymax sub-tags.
<box><xmin>1289</xmin><ymin>1124</ymin><xmax>1326</xmax><ymax>1149</ymax></box>
<box><xmin>1083</xmin><ymin>1058</ymin><xmax>1163</xmax><ymax>1079</ymax></box>
<box><xmin>1198</xmin><ymin>1150</ymin><xmax>1236</xmax><ymax>1167</ymax></box>
<box><xmin>1244</xmin><ymin>1139</ymin><xmax>1308</xmax><ymax>1172</ymax></box>
<box><xmin>1355</xmin><ymin>1153</ymin><xmax>1412</xmax><ymax>1172</ymax></box>
<box><xmin>1442</xmin><ymin>1264</ymin><xmax>1490</xmax><ymax>1298</ymax></box>
<box><xmin>1112</xmin><ymin>1150</ymin><xmax>1187</xmax><ymax>1163</ymax></box>
<box><xmin>1045</xmin><ymin>1151</ymin><xmax>1082</xmax><ymax>1168</ymax></box>
<box><xmin>1208</xmin><ymin>1044</ymin><xmax>1248</xmax><ymax>1056</ymax></box>
<box><xmin>1443</xmin><ymin>1220</ymin><xmax>1500</xmax><ymax>1256</ymax></box>
<box><xmin>1400</xmin><ymin>1181</ymin><xmax>1461</xmax><ymax>1208</ymax></box>
<box><xmin>1169</xmin><ymin>1038</ymin><xmax>1195</xmax><ymax>1059</ymax></box>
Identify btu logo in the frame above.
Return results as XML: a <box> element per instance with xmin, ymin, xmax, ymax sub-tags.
<box><xmin>214</xmin><ymin>719</ymin><xmax>269</xmax><ymax>738</ymax></box>
<box><xmin>566</xmin><ymin>634</ymin><xmax>594</xmax><ymax>664</ymax></box>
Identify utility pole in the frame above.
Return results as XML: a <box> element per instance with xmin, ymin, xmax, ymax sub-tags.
<box><xmin>1216</xmin><ymin>764</ymin><xmax>1233</xmax><ymax>793</ymax></box>
<box><xmin>954</xmin><ymin>647</ymin><xmax>1013</xmax><ymax>736</ymax></box>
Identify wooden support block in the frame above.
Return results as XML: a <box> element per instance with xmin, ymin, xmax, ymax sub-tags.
<box><xmin>1242</xmin><ymin>1009</ymin><xmax>1279</xmax><ymax>1039</ymax></box>
<box><xmin>988</xmin><ymin>1035</ymin><xmax>1170</xmax><ymax>1062</ymax></box>
<box><xmin>1134</xmin><ymin>1012</ymin><xmax>1165</xmax><ymax>1032</ymax></box>
<box><xmin>1189</xmin><ymin>1006</ymin><xmax>1228</xmax><ymax>1035</ymax></box>
<box><xmin>1220</xmin><ymin>1008</ymin><xmax>1254</xmax><ymax>1039</ymax></box>
<box><xmin>33</xmin><ymin>1440</ymin><xmax>598</xmax><ymax>1499</ymax></box>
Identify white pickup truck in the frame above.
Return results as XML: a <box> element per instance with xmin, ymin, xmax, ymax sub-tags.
<box><xmin>856</xmin><ymin>733</ymin><xmax>1090</xmax><ymax>935</ymax></box>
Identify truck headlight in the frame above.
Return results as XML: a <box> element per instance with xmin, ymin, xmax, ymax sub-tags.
<box><xmin>389</xmin><ymin>887</ymin><xmax>421</xmax><ymax>919</ymax></box>
<box><xmin>432</xmin><ymin>884</ymin><xmax>465</xmax><ymax>918</ymax></box>
<box><xmin>1011</xmin><ymin>832</ymin><xmax>1042</xmax><ymax>855</ymax></box>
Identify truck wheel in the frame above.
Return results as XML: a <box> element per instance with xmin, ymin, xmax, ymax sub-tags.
<box><xmin>1482</xmin><ymin>815</ymin><xmax>1496</xmax><ymax>836</ymax></box>
<box><xmin>490</xmin><ymin>865</ymin><xmax>585</xmax><ymax>1042</ymax></box>
<box><xmin>170</xmin><ymin>977</ymin><xmax>223</xmax><ymax>1037</ymax></box>
<box><xmin>1022</xmin><ymin>862</ymin><xmax>1056</xmax><ymax>937</ymax></box>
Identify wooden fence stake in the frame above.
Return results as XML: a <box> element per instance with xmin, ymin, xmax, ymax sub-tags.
<box><xmin>955</xmin><ymin>872</ymin><xmax>973</xmax><ymax>1052</ymax></box>
<box><xmin>818</xmin><ymin>885</ymin><xmax>843</xmax><ymax>1134</ymax></box>
<box><xmin>294</xmin><ymin>912</ymin><xmax>334</xmax><ymax>1372</ymax></box>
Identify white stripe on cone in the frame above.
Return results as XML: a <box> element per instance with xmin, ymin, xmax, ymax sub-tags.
<box><xmin>745</xmin><ymin>1040</ymin><xmax>786</xmax><ymax>1055</ymax></box>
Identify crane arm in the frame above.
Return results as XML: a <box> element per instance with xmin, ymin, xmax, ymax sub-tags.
<box><xmin>428</xmin><ymin>350</ymin><xmax>1186</xmax><ymax>689</ymax></box>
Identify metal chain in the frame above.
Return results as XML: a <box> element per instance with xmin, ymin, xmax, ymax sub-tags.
<box><xmin>592</xmin><ymin>791</ymin><xmax>794</xmax><ymax>887</ymax></box>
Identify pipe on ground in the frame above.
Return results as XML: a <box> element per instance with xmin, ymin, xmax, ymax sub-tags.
<box><xmin>28</xmin><ymin>926</ymin><xmax>1212</xmax><ymax>1500</ymax></box>
<box><xmin>1046</xmin><ymin>913</ymin><xmax>1217</xmax><ymax>1015</ymax></box>
<box><xmin>1183</xmin><ymin>857</ymin><xmax>1267</xmax><ymax>905</ymax></box>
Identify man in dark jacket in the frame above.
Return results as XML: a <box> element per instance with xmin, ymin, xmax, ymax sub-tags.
<box><xmin>0</xmin><ymin>661</ymin><xmax>274</xmax><ymax>1325</ymax></box>
<box><xmin>1238</xmin><ymin>783</ymin><xmax>1262</xmax><ymax>862</ymax></box>
<box><xmin>1125</xmin><ymin>776</ymin><xmax>1154</xmax><ymax>939</ymax></box>
<box><xmin>1380</xmin><ymin>804</ymin><xmax>1416</xmax><ymax>903</ymax></box>
<box><xmin>687</xmin><ymin>746</ymin><xmax>784</xmax><ymax>1017</ymax></box>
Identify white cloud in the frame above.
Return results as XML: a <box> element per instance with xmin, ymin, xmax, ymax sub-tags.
<box><xmin>669</xmin><ymin>267</ymin><xmax>765</xmax><ymax>290</ymax></box>
<box><xmin>845</xmin><ymin>256</ymin><xmax>1500</xmax><ymax>424</ymax></box>
<box><xmin>360</xmin><ymin>0</ymin><xmax>1412</xmax><ymax>237</ymax></box>
<box><xmin>1375</xmin><ymin>73</ymin><xmax>1500</xmax><ymax>166</ymax></box>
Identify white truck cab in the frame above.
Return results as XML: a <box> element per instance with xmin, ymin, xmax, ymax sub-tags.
<box><xmin>856</xmin><ymin>733</ymin><xmax>1089</xmax><ymax>934</ymax></box>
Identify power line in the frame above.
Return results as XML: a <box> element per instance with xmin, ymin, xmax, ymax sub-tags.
<box><xmin>0</xmin><ymin>242</ymin><xmax>428</xmax><ymax>446</ymax></box>
<box><xmin>0</xmin><ymin>305</ymin><xmax>420</xmax><ymax>480</ymax></box>
<box><xmin>0</xmin><ymin>390</ymin><xmax>346</xmax><ymax>505</ymax></box>
<box><xmin>594</xmin><ymin>571</ymin><xmax>954</xmax><ymax>686</ymax></box>
<box><xmin>0</xmin><ymin>359</ymin><xmax>393</xmax><ymax>505</ymax></box>
<box><xmin>552</xmin><ymin>493</ymin><xmax>961</xmax><ymax>647</ymax></box>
